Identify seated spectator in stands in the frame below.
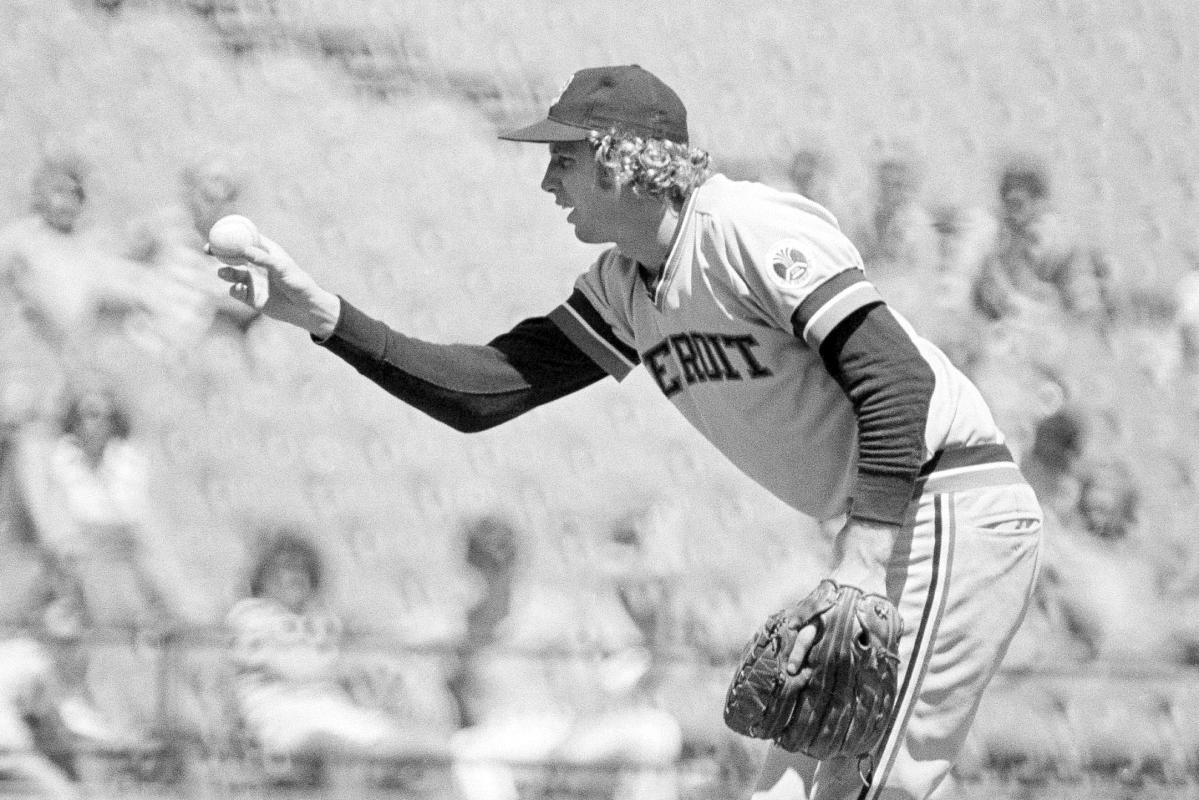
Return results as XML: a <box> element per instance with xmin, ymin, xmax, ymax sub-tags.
<box><xmin>119</xmin><ymin>216</ymin><xmax>237</xmax><ymax>366</ymax></box>
<box><xmin>931</xmin><ymin>203</ymin><xmax>997</xmax><ymax>287</ymax></box>
<box><xmin>176</xmin><ymin>158</ymin><xmax>262</xmax><ymax>339</ymax></box>
<box><xmin>0</xmin><ymin>559</ymin><xmax>83</xmax><ymax>800</ymax></box>
<box><xmin>14</xmin><ymin>384</ymin><xmax>177</xmax><ymax>625</ymax></box>
<box><xmin>786</xmin><ymin>147</ymin><xmax>843</xmax><ymax>220</ymax></box>
<box><xmin>120</xmin><ymin>157</ymin><xmax>262</xmax><ymax>377</ymax></box>
<box><xmin>1071</xmin><ymin>460</ymin><xmax>1140</xmax><ymax>543</ymax></box>
<box><xmin>1116</xmin><ymin>287</ymin><xmax>1183</xmax><ymax>388</ymax></box>
<box><xmin>603</xmin><ymin>505</ymin><xmax>759</xmax><ymax>800</ymax></box>
<box><xmin>11</xmin><ymin>382</ymin><xmax>190</xmax><ymax>738</ymax></box>
<box><xmin>852</xmin><ymin>155</ymin><xmax>938</xmax><ymax>273</ymax></box>
<box><xmin>227</xmin><ymin>529</ymin><xmax>432</xmax><ymax>789</ymax></box>
<box><xmin>0</xmin><ymin>381</ymin><xmax>43</xmax><ymax>584</ymax></box>
<box><xmin>1034</xmin><ymin>457</ymin><xmax>1199</xmax><ymax>666</ymax></box>
<box><xmin>852</xmin><ymin>154</ymin><xmax>968</xmax><ymax>359</ymax></box>
<box><xmin>0</xmin><ymin>152</ymin><xmax>150</xmax><ymax>378</ymax></box>
<box><xmin>1019</xmin><ymin>407</ymin><xmax>1087</xmax><ymax>522</ymax></box>
<box><xmin>971</xmin><ymin>157</ymin><xmax>1108</xmax><ymax>326</ymax></box>
<box><xmin>448</xmin><ymin>515</ymin><xmax>682</xmax><ymax>800</ymax></box>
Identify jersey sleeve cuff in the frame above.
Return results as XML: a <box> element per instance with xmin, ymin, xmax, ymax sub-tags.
<box><xmin>791</xmin><ymin>269</ymin><xmax>884</xmax><ymax>348</ymax></box>
<box><xmin>312</xmin><ymin>297</ymin><xmax>389</xmax><ymax>360</ymax></box>
<box><xmin>548</xmin><ymin>289</ymin><xmax>640</xmax><ymax>381</ymax></box>
<box><xmin>848</xmin><ymin>471</ymin><xmax>919</xmax><ymax>526</ymax></box>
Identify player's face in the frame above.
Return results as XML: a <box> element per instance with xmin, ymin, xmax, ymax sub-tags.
<box><xmin>541</xmin><ymin>141</ymin><xmax>619</xmax><ymax>244</ymax></box>
<box><xmin>36</xmin><ymin>174</ymin><xmax>84</xmax><ymax>233</ymax></box>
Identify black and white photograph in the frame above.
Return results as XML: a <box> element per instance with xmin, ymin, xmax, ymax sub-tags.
<box><xmin>1</xmin><ymin>1</ymin><xmax>1198</xmax><ymax>798</ymax></box>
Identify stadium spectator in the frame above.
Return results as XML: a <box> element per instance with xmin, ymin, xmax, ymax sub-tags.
<box><xmin>971</xmin><ymin>157</ymin><xmax>1108</xmax><ymax>325</ymax></box>
<box><xmin>852</xmin><ymin>155</ymin><xmax>938</xmax><ymax>274</ymax></box>
<box><xmin>1114</xmin><ymin>287</ymin><xmax>1184</xmax><ymax>389</ymax></box>
<box><xmin>448</xmin><ymin>515</ymin><xmax>682</xmax><ymax>800</ymax></box>
<box><xmin>0</xmin><ymin>380</ymin><xmax>42</xmax><ymax>587</ymax></box>
<box><xmin>931</xmin><ymin>203</ymin><xmax>997</xmax><ymax>286</ymax></box>
<box><xmin>0</xmin><ymin>559</ymin><xmax>83</xmax><ymax>800</ymax></box>
<box><xmin>177</xmin><ymin>158</ymin><xmax>262</xmax><ymax>339</ymax></box>
<box><xmin>1071</xmin><ymin>460</ymin><xmax>1141</xmax><ymax>543</ymax></box>
<box><xmin>10</xmin><ymin>382</ymin><xmax>188</xmax><ymax>739</ymax></box>
<box><xmin>0</xmin><ymin>152</ymin><xmax>150</xmax><ymax>379</ymax></box>
<box><xmin>785</xmin><ymin>147</ymin><xmax>843</xmax><ymax>220</ymax></box>
<box><xmin>1033</xmin><ymin>455</ymin><xmax>1199</xmax><ymax>666</ymax></box>
<box><xmin>119</xmin><ymin>216</ymin><xmax>235</xmax><ymax>367</ymax></box>
<box><xmin>852</xmin><ymin>154</ymin><xmax>971</xmax><ymax>361</ymax></box>
<box><xmin>1019</xmin><ymin>407</ymin><xmax>1088</xmax><ymax>523</ymax></box>
<box><xmin>226</xmin><ymin>529</ymin><xmax>437</xmax><ymax>790</ymax></box>
<box><xmin>603</xmin><ymin>505</ymin><xmax>761</xmax><ymax>800</ymax></box>
<box><xmin>117</xmin><ymin>159</ymin><xmax>263</xmax><ymax>376</ymax></box>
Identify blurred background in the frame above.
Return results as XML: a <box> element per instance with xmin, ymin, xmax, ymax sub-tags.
<box><xmin>1</xmin><ymin>0</ymin><xmax>1199</xmax><ymax>798</ymax></box>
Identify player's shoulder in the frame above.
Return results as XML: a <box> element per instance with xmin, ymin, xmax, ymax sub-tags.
<box><xmin>592</xmin><ymin>245</ymin><xmax>638</xmax><ymax>276</ymax></box>
<box><xmin>693</xmin><ymin>175</ymin><xmax>864</xmax><ymax>281</ymax></box>
<box><xmin>581</xmin><ymin>245</ymin><xmax>642</xmax><ymax>301</ymax></box>
<box><xmin>694</xmin><ymin>174</ymin><xmax>841</xmax><ymax>230</ymax></box>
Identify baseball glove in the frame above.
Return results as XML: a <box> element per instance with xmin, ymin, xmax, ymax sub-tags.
<box><xmin>723</xmin><ymin>579</ymin><xmax>903</xmax><ymax>760</ymax></box>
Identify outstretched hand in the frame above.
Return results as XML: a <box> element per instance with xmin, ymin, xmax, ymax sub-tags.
<box><xmin>208</xmin><ymin>234</ymin><xmax>341</xmax><ymax>338</ymax></box>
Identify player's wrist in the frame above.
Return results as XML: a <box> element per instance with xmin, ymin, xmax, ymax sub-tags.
<box><xmin>829</xmin><ymin>518</ymin><xmax>897</xmax><ymax>595</ymax></box>
<box><xmin>308</xmin><ymin>290</ymin><xmax>342</xmax><ymax>341</ymax></box>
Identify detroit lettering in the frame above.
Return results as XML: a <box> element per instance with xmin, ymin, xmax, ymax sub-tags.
<box><xmin>642</xmin><ymin>332</ymin><xmax>774</xmax><ymax>397</ymax></box>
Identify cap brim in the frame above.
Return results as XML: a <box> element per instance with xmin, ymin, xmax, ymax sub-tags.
<box><xmin>498</xmin><ymin>117</ymin><xmax>592</xmax><ymax>142</ymax></box>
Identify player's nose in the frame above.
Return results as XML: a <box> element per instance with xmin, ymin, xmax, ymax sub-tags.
<box><xmin>541</xmin><ymin>164</ymin><xmax>559</xmax><ymax>194</ymax></box>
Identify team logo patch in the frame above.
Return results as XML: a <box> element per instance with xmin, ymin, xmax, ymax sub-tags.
<box><xmin>768</xmin><ymin>240</ymin><xmax>809</xmax><ymax>283</ymax></box>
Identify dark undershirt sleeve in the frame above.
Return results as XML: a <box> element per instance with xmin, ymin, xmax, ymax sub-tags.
<box><xmin>315</xmin><ymin>298</ymin><xmax>607</xmax><ymax>432</ymax></box>
<box><xmin>796</xmin><ymin>301</ymin><xmax>936</xmax><ymax>525</ymax></box>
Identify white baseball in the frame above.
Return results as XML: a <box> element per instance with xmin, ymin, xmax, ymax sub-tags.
<box><xmin>207</xmin><ymin>214</ymin><xmax>261</xmax><ymax>265</ymax></box>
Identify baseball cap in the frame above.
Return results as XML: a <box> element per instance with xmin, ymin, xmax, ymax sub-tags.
<box><xmin>500</xmin><ymin>65</ymin><xmax>688</xmax><ymax>144</ymax></box>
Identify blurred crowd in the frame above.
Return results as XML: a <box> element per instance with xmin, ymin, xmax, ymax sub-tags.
<box><xmin>3</xmin><ymin>91</ymin><xmax>1199</xmax><ymax>800</ymax></box>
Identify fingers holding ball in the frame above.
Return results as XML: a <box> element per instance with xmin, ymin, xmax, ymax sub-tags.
<box><xmin>207</xmin><ymin>214</ymin><xmax>261</xmax><ymax>266</ymax></box>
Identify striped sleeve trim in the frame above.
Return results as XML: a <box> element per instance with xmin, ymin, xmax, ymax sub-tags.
<box><xmin>548</xmin><ymin>289</ymin><xmax>640</xmax><ymax>381</ymax></box>
<box><xmin>792</xmin><ymin>269</ymin><xmax>884</xmax><ymax>348</ymax></box>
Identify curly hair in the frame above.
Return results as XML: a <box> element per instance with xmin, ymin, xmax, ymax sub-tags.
<box><xmin>588</xmin><ymin>129</ymin><xmax>712</xmax><ymax>207</ymax></box>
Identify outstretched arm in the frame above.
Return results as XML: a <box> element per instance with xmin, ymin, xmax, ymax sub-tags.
<box><xmin>318</xmin><ymin>302</ymin><xmax>606</xmax><ymax>431</ymax></box>
<box><xmin>213</xmin><ymin>234</ymin><xmax>607</xmax><ymax>431</ymax></box>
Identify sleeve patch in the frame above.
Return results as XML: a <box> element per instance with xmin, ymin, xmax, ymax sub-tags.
<box><xmin>767</xmin><ymin>239</ymin><xmax>815</xmax><ymax>286</ymax></box>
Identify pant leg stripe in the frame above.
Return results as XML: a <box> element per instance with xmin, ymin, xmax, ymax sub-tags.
<box><xmin>859</xmin><ymin>493</ymin><xmax>956</xmax><ymax>800</ymax></box>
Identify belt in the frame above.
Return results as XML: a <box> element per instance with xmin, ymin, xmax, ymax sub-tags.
<box><xmin>913</xmin><ymin>442</ymin><xmax>1025</xmax><ymax>496</ymax></box>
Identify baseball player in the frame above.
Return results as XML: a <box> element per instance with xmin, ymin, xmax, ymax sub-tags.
<box><xmin>213</xmin><ymin>65</ymin><xmax>1043</xmax><ymax>800</ymax></box>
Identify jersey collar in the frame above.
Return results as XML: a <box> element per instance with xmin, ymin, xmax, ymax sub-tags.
<box><xmin>645</xmin><ymin>176</ymin><xmax>707</xmax><ymax>308</ymax></box>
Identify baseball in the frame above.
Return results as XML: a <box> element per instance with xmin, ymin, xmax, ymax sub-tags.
<box><xmin>207</xmin><ymin>214</ymin><xmax>261</xmax><ymax>265</ymax></box>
